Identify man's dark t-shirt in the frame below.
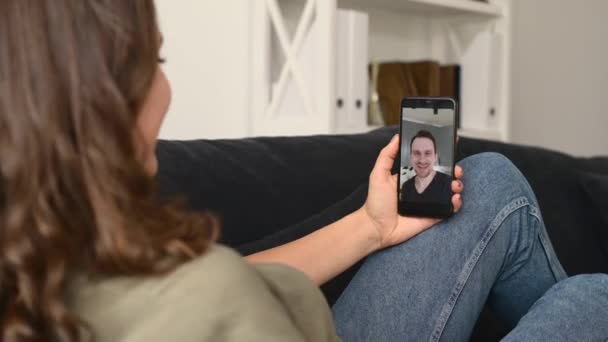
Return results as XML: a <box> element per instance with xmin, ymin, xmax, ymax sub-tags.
<box><xmin>401</xmin><ymin>171</ymin><xmax>452</xmax><ymax>203</ymax></box>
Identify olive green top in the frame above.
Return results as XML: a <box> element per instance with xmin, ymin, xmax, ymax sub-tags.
<box><xmin>67</xmin><ymin>245</ymin><xmax>340</xmax><ymax>342</ymax></box>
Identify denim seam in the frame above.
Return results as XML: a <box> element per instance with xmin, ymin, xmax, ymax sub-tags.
<box><xmin>429</xmin><ymin>196</ymin><xmax>530</xmax><ymax>342</ymax></box>
<box><xmin>535</xmin><ymin>219</ymin><xmax>568</xmax><ymax>282</ymax></box>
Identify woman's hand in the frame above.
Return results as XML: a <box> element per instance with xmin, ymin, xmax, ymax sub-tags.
<box><xmin>362</xmin><ymin>134</ymin><xmax>464</xmax><ymax>250</ymax></box>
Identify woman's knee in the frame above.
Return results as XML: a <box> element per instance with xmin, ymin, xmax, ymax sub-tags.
<box><xmin>503</xmin><ymin>274</ymin><xmax>608</xmax><ymax>341</ymax></box>
<box><xmin>459</xmin><ymin>152</ymin><xmax>519</xmax><ymax>182</ymax></box>
<box><xmin>530</xmin><ymin>274</ymin><xmax>608</xmax><ymax>330</ymax></box>
<box><xmin>458</xmin><ymin>152</ymin><xmax>535</xmax><ymax>205</ymax></box>
<box><xmin>548</xmin><ymin>274</ymin><xmax>608</xmax><ymax>300</ymax></box>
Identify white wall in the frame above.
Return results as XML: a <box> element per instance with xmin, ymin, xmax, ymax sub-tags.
<box><xmin>156</xmin><ymin>0</ymin><xmax>251</xmax><ymax>140</ymax></box>
<box><xmin>510</xmin><ymin>0</ymin><xmax>608</xmax><ymax>156</ymax></box>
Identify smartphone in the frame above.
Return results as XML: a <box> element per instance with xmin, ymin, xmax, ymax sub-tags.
<box><xmin>398</xmin><ymin>97</ymin><xmax>457</xmax><ymax>218</ymax></box>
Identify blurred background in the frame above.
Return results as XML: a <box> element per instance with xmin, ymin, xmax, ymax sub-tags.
<box><xmin>156</xmin><ymin>0</ymin><xmax>607</xmax><ymax>157</ymax></box>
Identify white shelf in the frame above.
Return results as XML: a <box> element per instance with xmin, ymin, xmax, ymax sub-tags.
<box><xmin>339</xmin><ymin>0</ymin><xmax>503</xmax><ymax>18</ymax></box>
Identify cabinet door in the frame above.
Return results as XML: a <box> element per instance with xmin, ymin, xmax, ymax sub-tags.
<box><xmin>157</xmin><ymin>0</ymin><xmax>251</xmax><ymax>139</ymax></box>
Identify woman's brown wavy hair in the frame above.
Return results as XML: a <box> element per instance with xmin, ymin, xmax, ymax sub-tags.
<box><xmin>0</xmin><ymin>1</ymin><xmax>219</xmax><ymax>341</ymax></box>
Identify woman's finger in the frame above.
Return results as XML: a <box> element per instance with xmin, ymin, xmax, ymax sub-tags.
<box><xmin>452</xmin><ymin>193</ymin><xmax>462</xmax><ymax>213</ymax></box>
<box><xmin>451</xmin><ymin>179</ymin><xmax>464</xmax><ymax>193</ymax></box>
<box><xmin>454</xmin><ymin>165</ymin><xmax>464</xmax><ymax>179</ymax></box>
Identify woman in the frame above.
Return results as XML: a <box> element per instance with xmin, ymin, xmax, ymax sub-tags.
<box><xmin>0</xmin><ymin>1</ymin><xmax>606</xmax><ymax>341</ymax></box>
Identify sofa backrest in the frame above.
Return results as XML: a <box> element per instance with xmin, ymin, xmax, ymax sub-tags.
<box><xmin>155</xmin><ymin>127</ymin><xmax>396</xmax><ymax>247</ymax></box>
<box><xmin>156</xmin><ymin>128</ymin><xmax>608</xmax><ymax>275</ymax></box>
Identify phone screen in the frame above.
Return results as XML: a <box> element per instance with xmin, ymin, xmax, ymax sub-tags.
<box><xmin>398</xmin><ymin>98</ymin><xmax>456</xmax><ymax>218</ymax></box>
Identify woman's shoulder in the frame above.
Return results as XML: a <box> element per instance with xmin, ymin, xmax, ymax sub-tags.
<box><xmin>69</xmin><ymin>245</ymin><xmax>291</xmax><ymax>316</ymax></box>
<box><xmin>155</xmin><ymin>246</ymin><xmax>338</xmax><ymax>341</ymax></box>
<box><xmin>69</xmin><ymin>245</ymin><xmax>338</xmax><ymax>342</ymax></box>
<box><xmin>159</xmin><ymin>245</ymin><xmax>325</xmax><ymax>304</ymax></box>
<box><xmin>162</xmin><ymin>244</ymin><xmax>261</xmax><ymax>288</ymax></box>
<box><xmin>69</xmin><ymin>245</ymin><xmax>266</xmax><ymax>308</ymax></box>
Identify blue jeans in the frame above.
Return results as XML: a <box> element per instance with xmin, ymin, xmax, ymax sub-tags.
<box><xmin>332</xmin><ymin>153</ymin><xmax>608</xmax><ymax>341</ymax></box>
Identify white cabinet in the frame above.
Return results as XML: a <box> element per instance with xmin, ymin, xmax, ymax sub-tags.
<box><xmin>251</xmin><ymin>0</ymin><xmax>512</xmax><ymax>140</ymax></box>
<box><xmin>157</xmin><ymin>0</ymin><xmax>511</xmax><ymax>140</ymax></box>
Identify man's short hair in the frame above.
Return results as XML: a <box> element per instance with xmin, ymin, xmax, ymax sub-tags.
<box><xmin>410</xmin><ymin>130</ymin><xmax>437</xmax><ymax>153</ymax></box>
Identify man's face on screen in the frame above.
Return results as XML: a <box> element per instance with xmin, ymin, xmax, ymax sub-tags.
<box><xmin>410</xmin><ymin>137</ymin><xmax>437</xmax><ymax>178</ymax></box>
